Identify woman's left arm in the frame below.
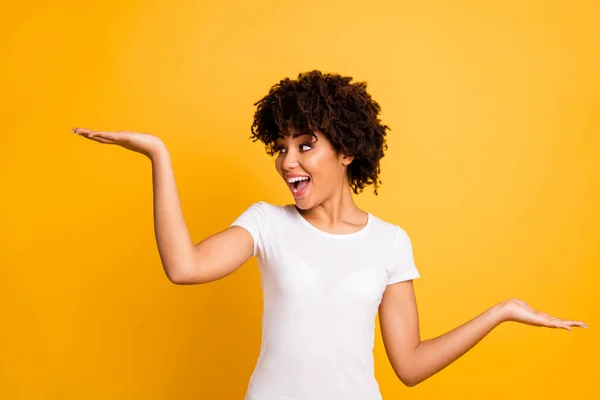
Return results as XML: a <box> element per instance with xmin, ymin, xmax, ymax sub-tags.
<box><xmin>379</xmin><ymin>283</ymin><xmax>588</xmax><ymax>387</ymax></box>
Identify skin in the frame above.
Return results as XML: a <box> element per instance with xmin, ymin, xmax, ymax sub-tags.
<box><xmin>274</xmin><ymin>125</ymin><xmax>369</xmax><ymax>234</ymax></box>
<box><xmin>72</xmin><ymin>126</ymin><xmax>589</xmax><ymax>388</ymax></box>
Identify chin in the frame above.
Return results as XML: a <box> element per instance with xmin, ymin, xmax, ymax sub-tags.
<box><xmin>293</xmin><ymin>198</ymin><xmax>310</xmax><ymax>209</ymax></box>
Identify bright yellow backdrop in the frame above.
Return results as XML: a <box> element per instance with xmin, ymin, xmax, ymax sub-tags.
<box><xmin>1</xmin><ymin>0</ymin><xmax>598</xmax><ymax>398</ymax></box>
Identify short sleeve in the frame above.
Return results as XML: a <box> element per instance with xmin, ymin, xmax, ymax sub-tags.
<box><xmin>387</xmin><ymin>227</ymin><xmax>421</xmax><ymax>285</ymax></box>
<box><xmin>229</xmin><ymin>201</ymin><xmax>271</xmax><ymax>257</ymax></box>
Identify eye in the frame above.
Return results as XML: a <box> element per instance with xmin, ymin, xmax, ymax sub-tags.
<box><xmin>274</xmin><ymin>143</ymin><xmax>312</xmax><ymax>154</ymax></box>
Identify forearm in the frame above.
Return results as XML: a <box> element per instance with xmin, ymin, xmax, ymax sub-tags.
<box><xmin>149</xmin><ymin>147</ymin><xmax>195</xmax><ymax>283</ymax></box>
<box><xmin>406</xmin><ymin>304</ymin><xmax>505</xmax><ymax>386</ymax></box>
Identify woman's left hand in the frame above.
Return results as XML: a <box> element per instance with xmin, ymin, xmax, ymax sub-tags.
<box><xmin>498</xmin><ymin>298</ymin><xmax>588</xmax><ymax>332</ymax></box>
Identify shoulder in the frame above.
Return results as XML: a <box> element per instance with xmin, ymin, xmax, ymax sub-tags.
<box><xmin>238</xmin><ymin>200</ymin><xmax>281</xmax><ymax>211</ymax></box>
<box><xmin>372</xmin><ymin>214</ymin><xmax>421</xmax><ymax>283</ymax></box>
<box><xmin>367</xmin><ymin>212</ymin><xmax>408</xmax><ymax>242</ymax></box>
<box><xmin>233</xmin><ymin>200</ymin><xmax>286</xmax><ymax>222</ymax></box>
<box><xmin>249</xmin><ymin>200</ymin><xmax>285</xmax><ymax>214</ymax></box>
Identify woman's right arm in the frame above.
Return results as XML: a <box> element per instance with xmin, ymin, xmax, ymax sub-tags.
<box><xmin>72</xmin><ymin>128</ymin><xmax>254</xmax><ymax>284</ymax></box>
<box><xmin>150</xmin><ymin>148</ymin><xmax>254</xmax><ymax>284</ymax></box>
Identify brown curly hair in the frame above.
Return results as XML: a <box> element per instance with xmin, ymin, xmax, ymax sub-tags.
<box><xmin>250</xmin><ymin>70</ymin><xmax>390</xmax><ymax>195</ymax></box>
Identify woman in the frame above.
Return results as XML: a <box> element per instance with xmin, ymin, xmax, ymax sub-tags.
<box><xmin>72</xmin><ymin>70</ymin><xmax>587</xmax><ymax>399</ymax></box>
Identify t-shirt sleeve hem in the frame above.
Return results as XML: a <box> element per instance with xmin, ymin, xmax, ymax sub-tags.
<box><xmin>386</xmin><ymin>270</ymin><xmax>421</xmax><ymax>285</ymax></box>
<box><xmin>229</xmin><ymin>223</ymin><xmax>259</xmax><ymax>257</ymax></box>
<box><xmin>228</xmin><ymin>201</ymin><xmax>271</xmax><ymax>258</ymax></box>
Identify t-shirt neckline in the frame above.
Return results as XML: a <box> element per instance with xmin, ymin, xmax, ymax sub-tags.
<box><xmin>291</xmin><ymin>205</ymin><xmax>373</xmax><ymax>238</ymax></box>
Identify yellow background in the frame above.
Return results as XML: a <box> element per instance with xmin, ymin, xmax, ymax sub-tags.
<box><xmin>1</xmin><ymin>0</ymin><xmax>598</xmax><ymax>398</ymax></box>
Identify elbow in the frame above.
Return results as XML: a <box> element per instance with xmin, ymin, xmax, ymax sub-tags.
<box><xmin>168</xmin><ymin>273</ymin><xmax>186</xmax><ymax>285</ymax></box>
<box><xmin>396</xmin><ymin>369</ymin><xmax>420</xmax><ymax>388</ymax></box>
<box><xmin>400</xmin><ymin>375</ymin><xmax>420</xmax><ymax>388</ymax></box>
<box><xmin>394</xmin><ymin>350</ymin><xmax>422</xmax><ymax>387</ymax></box>
<box><xmin>169</xmin><ymin>276</ymin><xmax>186</xmax><ymax>285</ymax></box>
<box><xmin>166</xmin><ymin>264</ymin><xmax>194</xmax><ymax>285</ymax></box>
<box><xmin>404</xmin><ymin>379</ymin><xmax>419</xmax><ymax>388</ymax></box>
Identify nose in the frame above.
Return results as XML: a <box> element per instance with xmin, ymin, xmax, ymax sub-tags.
<box><xmin>281</xmin><ymin>149</ymin><xmax>299</xmax><ymax>170</ymax></box>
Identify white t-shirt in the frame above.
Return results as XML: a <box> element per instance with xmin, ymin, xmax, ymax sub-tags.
<box><xmin>230</xmin><ymin>201</ymin><xmax>421</xmax><ymax>400</ymax></box>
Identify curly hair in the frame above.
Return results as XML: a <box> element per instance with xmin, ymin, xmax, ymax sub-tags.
<box><xmin>250</xmin><ymin>69</ymin><xmax>390</xmax><ymax>195</ymax></box>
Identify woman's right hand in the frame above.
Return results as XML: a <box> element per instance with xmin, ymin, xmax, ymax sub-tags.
<box><xmin>72</xmin><ymin>127</ymin><xmax>165</xmax><ymax>159</ymax></box>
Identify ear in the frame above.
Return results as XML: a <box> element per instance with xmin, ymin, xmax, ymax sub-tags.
<box><xmin>341</xmin><ymin>154</ymin><xmax>354</xmax><ymax>166</ymax></box>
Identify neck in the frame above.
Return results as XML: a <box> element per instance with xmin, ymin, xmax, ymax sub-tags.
<box><xmin>296</xmin><ymin>179</ymin><xmax>365</xmax><ymax>226</ymax></box>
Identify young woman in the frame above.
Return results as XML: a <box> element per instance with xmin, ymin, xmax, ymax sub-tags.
<box><xmin>72</xmin><ymin>70</ymin><xmax>587</xmax><ymax>400</ymax></box>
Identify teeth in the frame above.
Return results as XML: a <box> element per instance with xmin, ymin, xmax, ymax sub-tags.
<box><xmin>287</xmin><ymin>176</ymin><xmax>310</xmax><ymax>183</ymax></box>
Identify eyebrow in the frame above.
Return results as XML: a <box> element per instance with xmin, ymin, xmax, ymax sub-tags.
<box><xmin>277</xmin><ymin>133</ymin><xmax>318</xmax><ymax>141</ymax></box>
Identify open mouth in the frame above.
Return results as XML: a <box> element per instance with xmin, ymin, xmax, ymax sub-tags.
<box><xmin>288</xmin><ymin>177</ymin><xmax>311</xmax><ymax>197</ymax></box>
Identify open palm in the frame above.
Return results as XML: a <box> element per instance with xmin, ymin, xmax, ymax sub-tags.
<box><xmin>500</xmin><ymin>298</ymin><xmax>588</xmax><ymax>332</ymax></box>
<box><xmin>72</xmin><ymin>127</ymin><xmax>164</xmax><ymax>159</ymax></box>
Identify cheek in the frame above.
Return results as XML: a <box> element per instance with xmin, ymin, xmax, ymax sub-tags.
<box><xmin>308</xmin><ymin>149</ymin><xmax>332</xmax><ymax>168</ymax></box>
<box><xmin>311</xmin><ymin>152</ymin><xmax>340</xmax><ymax>174</ymax></box>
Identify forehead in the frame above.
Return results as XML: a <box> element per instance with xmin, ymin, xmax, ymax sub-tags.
<box><xmin>277</xmin><ymin>128</ymin><xmax>319</xmax><ymax>141</ymax></box>
<box><xmin>277</xmin><ymin>132</ymin><xmax>310</xmax><ymax>139</ymax></box>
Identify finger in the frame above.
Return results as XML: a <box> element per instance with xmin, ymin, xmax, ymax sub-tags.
<box><xmin>72</xmin><ymin>128</ymin><xmax>92</xmax><ymax>134</ymax></box>
<box><xmin>547</xmin><ymin>315</ymin><xmax>583</xmax><ymax>328</ymax></box>
<box><xmin>555</xmin><ymin>320</ymin><xmax>572</xmax><ymax>331</ymax></box>
<box><xmin>92</xmin><ymin>131</ymin><xmax>130</xmax><ymax>141</ymax></box>
<box><xmin>546</xmin><ymin>318</ymin><xmax>571</xmax><ymax>331</ymax></box>
<box><xmin>88</xmin><ymin>131</ymin><xmax>116</xmax><ymax>140</ymax></box>
<box><xmin>73</xmin><ymin>128</ymin><xmax>99</xmax><ymax>139</ymax></box>
<box><xmin>534</xmin><ymin>314</ymin><xmax>566</xmax><ymax>330</ymax></box>
<box><xmin>558</xmin><ymin>320</ymin><xmax>588</xmax><ymax>328</ymax></box>
<box><xmin>73</xmin><ymin>129</ymin><xmax>120</xmax><ymax>139</ymax></box>
<box><xmin>87</xmin><ymin>135</ymin><xmax>114</xmax><ymax>144</ymax></box>
<box><xmin>561</xmin><ymin>324</ymin><xmax>572</xmax><ymax>332</ymax></box>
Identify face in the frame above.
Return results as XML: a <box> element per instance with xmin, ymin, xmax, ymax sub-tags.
<box><xmin>274</xmin><ymin>126</ymin><xmax>354</xmax><ymax>208</ymax></box>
